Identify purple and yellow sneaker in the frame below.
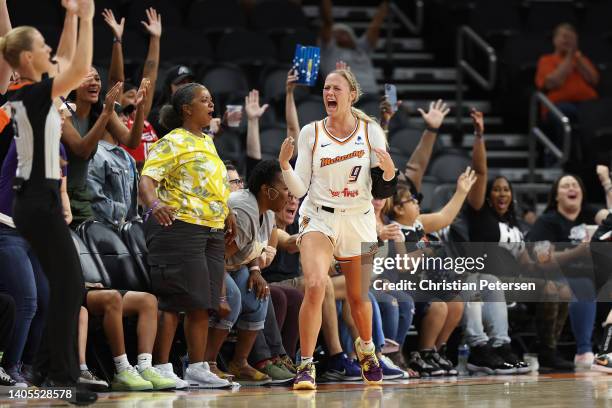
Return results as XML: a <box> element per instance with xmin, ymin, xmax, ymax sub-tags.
<box><xmin>293</xmin><ymin>362</ymin><xmax>316</xmax><ymax>390</ymax></box>
<box><xmin>355</xmin><ymin>337</ymin><xmax>383</xmax><ymax>385</ymax></box>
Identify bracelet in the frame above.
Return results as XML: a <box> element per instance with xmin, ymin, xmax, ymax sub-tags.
<box><xmin>113</xmin><ymin>37</ymin><xmax>122</xmax><ymax>44</ymax></box>
<box><xmin>248</xmin><ymin>266</ymin><xmax>261</xmax><ymax>273</ymax></box>
<box><xmin>143</xmin><ymin>199</ymin><xmax>161</xmax><ymax>222</ymax></box>
<box><xmin>219</xmin><ymin>296</ymin><xmax>228</xmax><ymax>303</ymax></box>
<box><xmin>425</xmin><ymin>126</ymin><xmax>439</xmax><ymax>134</ymax></box>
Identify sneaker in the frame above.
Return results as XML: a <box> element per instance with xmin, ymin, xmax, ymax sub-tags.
<box><xmin>407</xmin><ymin>351</ymin><xmax>441</xmax><ymax>377</ymax></box>
<box><xmin>78</xmin><ymin>369</ymin><xmax>109</xmax><ymax>391</ymax></box>
<box><xmin>227</xmin><ymin>361</ymin><xmax>271</xmax><ymax>386</ymax></box>
<box><xmin>574</xmin><ymin>352</ymin><xmax>595</xmax><ymax>371</ymax></box>
<box><xmin>111</xmin><ymin>366</ymin><xmax>154</xmax><ymax>391</ymax></box>
<box><xmin>185</xmin><ymin>362</ymin><xmax>232</xmax><ymax>389</ymax></box>
<box><xmin>259</xmin><ymin>360</ymin><xmax>294</xmax><ymax>385</ymax></box>
<box><xmin>382</xmin><ymin>338</ymin><xmax>400</xmax><ymax>354</ymax></box>
<box><xmin>5</xmin><ymin>364</ymin><xmax>29</xmax><ymax>387</ymax></box>
<box><xmin>321</xmin><ymin>353</ymin><xmax>361</xmax><ymax>381</ymax></box>
<box><xmin>593</xmin><ymin>353</ymin><xmax>612</xmax><ymax>373</ymax></box>
<box><xmin>538</xmin><ymin>346</ymin><xmax>575</xmax><ymax>371</ymax></box>
<box><xmin>208</xmin><ymin>362</ymin><xmax>235</xmax><ymax>382</ymax></box>
<box><xmin>293</xmin><ymin>362</ymin><xmax>316</xmax><ymax>390</ymax></box>
<box><xmin>468</xmin><ymin>344</ymin><xmax>516</xmax><ymax>375</ymax></box>
<box><xmin>155</xmin><ymin>363</ymin><xmax>189</xmax><ymax>389</ymax></box>
<box><xmin>278</xmin><ymin>355</ymin><xmax>296</xmax><ymax>374</ymax></box>
<box><xmin>41</xmin><ymin>379</ymin><xmax>97</xmax><ymax>404</ymax></box>
<box><xmin>494</xmin><ymin>343</ymin><xmax>530</xmax><ymax>374</ymax></box>
<box><xmin>0</xmin><ymin>367</ymin><xmax>17</xmax><ymax>386</ymax></box>
<box><xmin>138</xmin><ymin>366</ymin><xmax>176</xmax><ymax>390</ymax></box>
<box><xmin>418</xmin><ymin>350</ymin><xmax>447</xmax><ymax>377</ymax></box>
<box><xmin>432</xmin><ymin>346</ymin><xmax>458</xmax><ymax>376</ymax></box>
<box><xmin>354</xmin><ymin>338</ymin><xmax>383</xmax><ymax>384</ymax></box>
<box><xmin>379</xmin><ymin>355</ymin><xmax>407</xmax><ymax>379</ymax></box>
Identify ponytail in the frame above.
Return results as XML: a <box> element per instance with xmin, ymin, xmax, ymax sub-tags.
<box><xmin>159</xmin><ymin>82</ymin><xmax>205</xmax><ymax>131</ymax></box>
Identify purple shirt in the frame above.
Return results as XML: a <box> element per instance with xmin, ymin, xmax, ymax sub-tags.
<box><xmin>0</xmin><ymin>140</ymin><xmax>67</xmax><ymax>216</ymax></box>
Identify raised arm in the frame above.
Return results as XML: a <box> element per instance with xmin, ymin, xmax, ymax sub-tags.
<box><xmin>105</xmin><ymin>78</ymin><xmax>150</xmax><ymax>148</ymax></box>
<box><xmin>61</xmin><ymin>81</ymin><xmax>122</xmax><ymax>158</ymax></box>
<box><xmin>245</xmin><ymin>89</ymin><xmax>268</xmax><ymax>160</ymax></box>
<box><xmin>405</xmin><ymin>99</ymin><xmax>450</xmax><ymax>190</ymax></box>
<box><xmin>140</xmin><ymin>7</ymin><xmax>161</xmax><ymax>118</ymax></box>
<box><xmin>0</xmin><ymin>0</ymin><xmax>11</xmax><ymax>93</ymax></box>
<box><xmin>597</xmin><ymin>165</ymin><xmax>612</xmax><ymax>209</ymax></box>
<box><xmin>279</xmin><ymin>124</ymin><xmax>313</xmax><ymax>198</ymax></box>
<box><xmin>102</xmin><ymin>8</ymin><xmax>125</xmax><ymax>90</ymax></box>
<box><xmin>286</xmin><ymin>69</ymin><xmax>300</xmax><ymax>142</ymax></box>
<box><xmin>466</xmin><ymin>109</ymin><xmax>487</xmax><ymax>211</ymax></box>
<box><xmin>419</xmin><ymin>167</ymin><xmax>476</xmax><ymax>233</ymax></box>
<box><xmin>365</xmin><ymin>1</ymin><xmax>389</xmax><ymax>49</ymax></box>
<box><xmin>54</xmin><ymin>4</ymin><xmax>78</xmax><ymax>73</ymax></box>
<box><xmin>320</xmin><ymin>0</ymin><xmax>334</xmax><ymax>44</ymax></box>
<box><xmin>52</xmin><ymin>0</ymin><xmax>94</xmax><ymax>99</ymax></box>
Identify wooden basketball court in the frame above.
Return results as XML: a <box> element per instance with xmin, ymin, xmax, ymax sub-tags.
<box><xmin>2</xmin><ymin>372</ymin><xmax>611</xmax><ymax>407</ymax></box>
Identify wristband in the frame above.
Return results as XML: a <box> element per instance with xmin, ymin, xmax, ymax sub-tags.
<box><xmin>249</xmin><ymin>266</ymin><xmax>261</xmax><ymax>273</ymax></box>
<box><xmin>143</xmin><ymin>199</ymin><xmax>161</xmax><ymax>222</ymax></box>
<box><xmin>113</xmin><ymin>37</ymin><xmax>122</xmax><ymax>44</ymax></box>
<box><xmin>425</xmin><ymin>126</ymin><xmax>439</xmax><ymax>134</ymax></box>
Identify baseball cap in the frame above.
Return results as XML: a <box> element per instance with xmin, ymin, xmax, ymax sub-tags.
<box><xmin>165</xmin><ymin>65</ymin><xmax>195</xmax><ymax>86</ymax></box>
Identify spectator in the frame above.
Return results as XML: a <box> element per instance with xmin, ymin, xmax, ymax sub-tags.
<box><xmin>223</xmin><ymin>160</ymin><xmax>289</xmax><ymax>385</ymax></box>
<box><xmin>464</xmin><ymin>109</ymin><xmax>531</xmax><ymax>375</ymax></box>
<box><xmin>319</xmin><ymin>0</ymin><xmax>388</xmax><ymax>95</ymax></box>
<box><xmin>528</xmin><ymin>174</ymin><xmax>608</xmax><ymax>370</ymax></box>
<box><xmin>102</xmin><ymin>8</ymin><xmax>162</xmax><ymax>170</ymax></box>
<box><xmin>535</xmin><ymin>23</ymin><xmax>599</xmax><ymax>115</ymax></box>
<box><xmin>75</xmin><ymin>307</ymin><xmax>108</xmax><ymax>391</ymax></box>
<box><xmin>87</xmin><ymin>79</ymin><xmax>149</xmax><ymax>228</ymax></box>
<box><xmin>140</xmin><ymin>83</ymin><xmax>232</xmax><ymax>389</ymax></box>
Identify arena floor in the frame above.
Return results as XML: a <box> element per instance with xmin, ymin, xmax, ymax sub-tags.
<box><xmin>2</xmin><ymin>372</ymin><xmax>612</xmax><ymax>407</ymax></box>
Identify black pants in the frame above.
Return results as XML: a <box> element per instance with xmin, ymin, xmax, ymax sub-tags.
<box><xmin>0</xmin><ymin>294</ymin><xmax>16</xmax><ymax>359</ymax></box>
<box><xmin>13</xmin><ymin>183</ymin><xmax>83</xmax><ymax>384</ymax></box>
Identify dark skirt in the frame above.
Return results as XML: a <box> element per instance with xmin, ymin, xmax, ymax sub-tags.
<box><xmin>145</xmin><ymin>218</ymin><xmax>224</xmax><ymax>313</ymax></box>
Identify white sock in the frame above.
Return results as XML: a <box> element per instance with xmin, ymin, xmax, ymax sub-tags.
<box><xmin>360</xmin><ymin>338</ymin><xmax>375</xmax><ymax>352</ymax></box>
<box><xmin>80</xmin><ymin>364</ymin><xmax>88</xmax><ymax>372</ymax></box>
<box><xmin>113</xmin><ymin>354</ymin><xmax>131</xmax><ymax>373</ymax></box>
<box><xmin>300</xmin><ymin>357</ymin><xmax>314</xmax><ymax>366</ymax></box>
<box><xmin>137</xmin><ymin>353</ymin><xmax>152</xmax><ymax>371</ymax></box>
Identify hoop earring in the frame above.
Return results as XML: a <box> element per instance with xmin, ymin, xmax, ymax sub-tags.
<box><xmin>267</xmin><ymin>187</ymin><xmax>279</xmax><ymax>201</ymax></box>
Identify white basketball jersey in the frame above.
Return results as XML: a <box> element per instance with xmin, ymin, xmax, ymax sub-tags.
<box><xmin>303</xmin><ymin>118</ymin><xmax>374</xmax><ymax>211</ymax></box>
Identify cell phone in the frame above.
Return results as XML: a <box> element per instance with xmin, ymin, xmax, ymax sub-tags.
<box><xmin>384</xmin><ymin>84</ymin><xmax>398</xmax><ymax>113</ymax></box>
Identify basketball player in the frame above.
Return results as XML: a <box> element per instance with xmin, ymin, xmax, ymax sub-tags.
<box><xmin>279</xmin><ymin>68</ymin><xmax>397</xmax><ymax>390</ymax></box>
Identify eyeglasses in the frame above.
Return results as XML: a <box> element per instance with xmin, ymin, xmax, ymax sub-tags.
<box><xmin>229</xmin><ymin>178</ymin><xmax>243</xmax><ymax>185</ymax></box>
<box><xmin>395</xmin><ymin>193</ymin><xmax>422</xmax><ymax>206</ymax></box>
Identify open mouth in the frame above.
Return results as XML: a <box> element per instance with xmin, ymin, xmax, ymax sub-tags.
<box><xmin>87</xmin><ymin>86</ymin><xmax>99</xmax><ymax>98</ymax></box>
<box><xmin>285</xmin><ymin>207</ymin><xmax>297</xmax><ymax>218</ymax></box>
<box><xmin>326</xmin><ymin>100</ymin><xmax>337</xmax><ymax>110</ymax></box>
<box><xmin>567</xmin><ymin>192</ymin><xmax>578</xmax><ymax>200</ymax></box>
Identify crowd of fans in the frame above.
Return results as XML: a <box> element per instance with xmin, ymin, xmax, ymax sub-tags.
<box><xmin>1</xmin><ymin>0</ymin><xmax>612</xmax><ymax>400</ymax></box>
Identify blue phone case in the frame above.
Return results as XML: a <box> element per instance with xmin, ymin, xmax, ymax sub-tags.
<box><xmin>292</xmin><ymin>44</ymin><xmax>321</xmax><ymax>87</ymax></box>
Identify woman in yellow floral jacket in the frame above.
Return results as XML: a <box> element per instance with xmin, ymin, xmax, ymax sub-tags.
<box><xmin>139</xmin><ymin>83</ymin><xmax>234</xmax><ymax>389</ymax></box>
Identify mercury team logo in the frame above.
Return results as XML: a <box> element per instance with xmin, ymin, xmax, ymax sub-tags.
<box><xmin>320</xmin><ymin>150</ymin><xmax>365</xmax><ymax>168</ymax></box>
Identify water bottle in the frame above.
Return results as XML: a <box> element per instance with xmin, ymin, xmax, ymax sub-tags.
<box><xmin>457</xmin><ymin>344</ymin><xmax>470</xmax><ymax>376</ymax></box>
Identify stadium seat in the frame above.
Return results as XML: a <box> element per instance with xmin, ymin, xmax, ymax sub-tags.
<box><xmin>297</xmin><ymin>97</ymin><xmax>327</xmax><ymax>126</ymax></box>
<box><xmin>79</xmin><ymin>220</ymin><xmax>150</xmax><ymax>292</ymax></box>
<box><xmin>126</xmin><ymin>0</ymin><xmax>183</xmax><ymax>28</ymax></box>
<box><xmin>119</xmin><ymin>221</ymin><xmax>151</xmax><ymax>290</ymax></box>
<box><xmin>389</xmin><ymin>128</ymin><xmax>426</xmax><ymax>158</ymax></box>
<box><xmin>355</xmin><ymin>94</ymin><xmax>381</xmax><ymax>119</ymax></box>
<box><xmin>70</xmin><ymin>230</ymin><xmax>112</xmax><ymax>288</ymax></box>
<box><xmin>278</xmin><ymin>28</ymin><xmax>319</xmax><ymax>63</ymax></box>
<box><xmin>260</xmin><ymin>126</ymin><xmax>287</xmax><ymax>160</ymax></box>
<box><xmin>250</xmin><ymin>0</ymin><xmax>310</xmax><ymax>34</ymax></box>
<box><xmin>427</xmin><ymin>149</ymin><xmax>471</xmax><ymax>183</ymax></box>
<box><xmin>187</xmin><ymin>0</ymin><xmax>246</xmax><ymax>33</ymax></box>
<box><xmin>217</xmin><ymin>30</ymin><xmax>277</xmax><ymax>66</ymax></box>
<box><xmin>160</xmin><ymin>27</ymin><xmax>213</xmax><ymax>64</ymax></box>
<box><xmin>261</xmin><ymin>65</ymin><xmax>310</xmax><ymax>104</ymax></box>
<box><xmin>214</xmin><ymin>130</ymin><xmax>244</xmax><ymax>172</ymax></box>
<box><xmin>201</xmin><ymin>64</ymin><xmax>250</xmax><ymax>104</ymax></box>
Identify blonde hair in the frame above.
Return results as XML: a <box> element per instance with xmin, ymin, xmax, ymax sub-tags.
<box><xmin>0</xmin><ymin>26</ymin><xmax>36</xmax><ymax>69</ymax></box>
<box><xmin>329</xmin><ymin>68</ymin><xmax>388</xmax><ymax>142</ymax></box>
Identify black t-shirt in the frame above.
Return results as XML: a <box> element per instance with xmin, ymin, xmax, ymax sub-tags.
<box><xmin>262</xmin><ymin>220</ymin><xmax>301</xmax><ymax>283</ymax></box>
<box><xmin>9</xmin><ymin>78</ymin><xmax>61</xmax><ymax>184</ymax></box>
<box><xmin>527</xmin><ymin>204</ymin><xmax>601</xmax><ymax>279</ymax></box>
